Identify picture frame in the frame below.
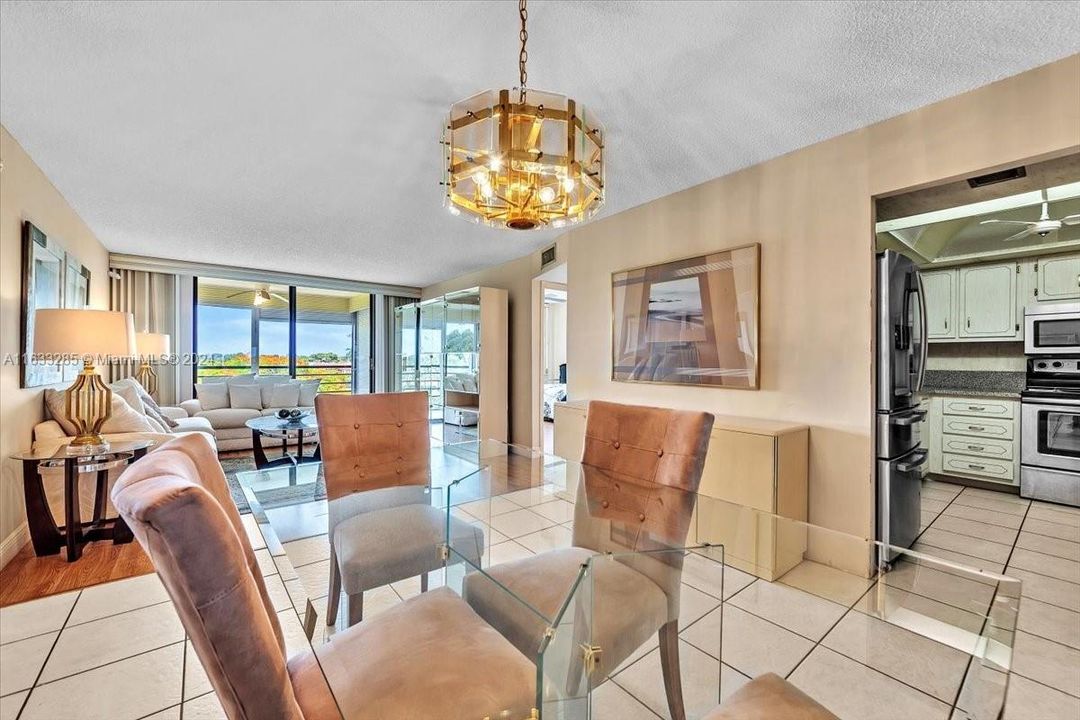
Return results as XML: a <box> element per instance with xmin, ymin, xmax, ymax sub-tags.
<box><xmin>611</xmin><ymin>243</ymin><xmax>760</xmax><ymax>389</ymax></box>
<box><xmin>20</xmin><ymin>221</ymin><xmax>92</xmax><ymax>388</ymax></box>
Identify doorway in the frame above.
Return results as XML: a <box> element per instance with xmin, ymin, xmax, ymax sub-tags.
<box><xmin>532</xmin><ymin>267</ymin><xmax>568</xmax><ymax>454</ymax></box>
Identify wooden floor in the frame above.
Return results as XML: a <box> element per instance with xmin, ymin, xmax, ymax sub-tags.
<box><xmin>0</xmin><ymin>539</ymin><xmax>154</xmax><ymax>607</ymax></box>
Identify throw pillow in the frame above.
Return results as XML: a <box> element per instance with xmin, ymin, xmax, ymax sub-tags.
<box><xmin>298</xmin><ymin>380</ymin><xmax>321</xmax><ymax>407</ymax></box>
<box><xmin>130</xmin><ymin>380</ymin><xmax>179</xmax><ymax>429</ymax></box>
<box><xmin>195</xmin><ymin>382</ymin><xmax>230</xmax><ymax>411</ymax></box>
<box><xmin>110</xmin><ymin>378</ymin><xmax>147</xmax><ymax>417</ymax></box>
<box><xmin>43</xmin><ymin>388</ymin><xmax>78</xmax><ymax>436</ymax></box>
<box><xmin>101</xmin><ymin>394</ymin><xmax>158</xmax><ymax>434</ymax></box>
<box><xmin>259</xmin><ymin>379</ymin><xmax>290</xmax><ymax>407</ymax></box>
<box><xmin>267</xmin><ymin>382</ymin><xmax>301</xmax><ymax>409</ymax></box>
<box><xmin>228</xmin><ymin>384</ymin><xmax>263</xmax><ymax>410</ymax></box>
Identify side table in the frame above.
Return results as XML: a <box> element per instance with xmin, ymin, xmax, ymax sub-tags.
<box><xmin>12</xmin><ymin>440</ymin><xmax>154</xmax><ymax>562</ymax></box>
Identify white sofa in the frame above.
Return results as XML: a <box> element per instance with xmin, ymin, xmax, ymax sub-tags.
<box><xmin>34</xmin><ymin>401</ymin><xmax>216</xmax><ymax>456</ymax></box>
<box><xmin>179</xmin><ymin>375</ymin><xmax>320</xmax><ymax>452</ymax></box>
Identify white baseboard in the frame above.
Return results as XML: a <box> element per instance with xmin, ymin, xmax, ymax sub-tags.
<box><xmin>0</xmin><ymin>523</ymin><xmax>30</xmax><ymax>570</ymax></box>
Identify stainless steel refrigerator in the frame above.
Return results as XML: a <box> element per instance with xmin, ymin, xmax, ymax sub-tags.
<box><xmin>876</xmin><ymin>250</ymin><xmax>928</xmax><ymax>563</ymax></box>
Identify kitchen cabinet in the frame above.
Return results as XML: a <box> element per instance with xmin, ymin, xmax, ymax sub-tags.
<box><xmin>958</xmin><ymin>263</ymin><xmax>1017</xmax><ymax>339</ymax></box>
<box><xmin>925</xmin><ymin>394</ymin><xmax>1020</xmax><ymax>487</ymax></box>
<box><xmin>921</xmin><ymin>270</ymin><xmax>956</xmax><ymax>339</ymax></box>
<box><xmin>1037</xmin><ymin>253</ymin><xmax>1080</xmax><ymax>302</ymax></box>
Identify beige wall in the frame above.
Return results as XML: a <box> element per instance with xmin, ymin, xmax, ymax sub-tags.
<box><xmin>424</xmin><ymin>56</ymin><xmax>1080</xmax><ymax>543</ymax></box>
<box><xmin>0</xmin><ymin>126</ymin><xmax>111</xmax><ymax>562</ymax></box>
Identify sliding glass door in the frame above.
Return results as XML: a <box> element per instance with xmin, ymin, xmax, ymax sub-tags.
<box><xmin>195</xmin><ymin>278</ymin><xmax>371</xmax><ymax>394</ymax></box>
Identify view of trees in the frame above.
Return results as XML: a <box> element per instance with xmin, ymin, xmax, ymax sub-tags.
<box><xmin>198</xmin><ymin>351</ymin><xmax>353</xmax><ymax>393</ymax></box>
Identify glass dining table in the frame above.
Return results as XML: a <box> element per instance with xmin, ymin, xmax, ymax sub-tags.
<box><xmin>236</xmin><ymin>440</ymin><xmax>1021</xmax><ymax>720</ymax></box>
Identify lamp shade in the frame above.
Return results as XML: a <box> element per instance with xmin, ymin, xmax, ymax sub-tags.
<box><xmin>135</xmin><ymin>332</ymin><xmax>171</xmax><ymax>358</ymax></box>
<box><xmin>33</xmin><ymin>309</ymin><xmax>136</xmax><ymax>361</ymax></box>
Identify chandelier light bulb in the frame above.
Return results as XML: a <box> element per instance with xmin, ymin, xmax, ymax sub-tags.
<box><xmin>489</xmin><ymin>157</ymin><xmax>502</xmax><ymax>171</ymax></box>
<box><xmin>562</xmin><ymin>176</ymin><xmax>575</xmax><ymax>193</ymax></box>
<box><xmin>479</xmin><ymin>182</ymin><xmax>494</xmax><ymax>199</ymax></box>
<box><xmin>538</xmin><ymin>186</ymin><xmax>556</xmax><ymax>204</ymax></box>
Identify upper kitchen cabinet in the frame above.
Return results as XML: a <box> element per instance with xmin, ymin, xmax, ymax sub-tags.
<box><xmin>1037</xmin><ymin>252</ymin><xmax>1080</xmax><ymax>302</ymax></box>
<box><xmin>921</xmin><ymin>270</ymin><xmax>956</xmax><ymax>339</ymax></box>
<box><xmin>958</xmin><ymin>262</ymin><xmax>1018</xmax><ymax>338</ymax></box>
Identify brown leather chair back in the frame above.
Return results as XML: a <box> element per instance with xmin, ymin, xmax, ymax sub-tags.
<box><xmin>112</xmin><ymin>434</ymin><xmax>302</xmax><ymax>720</ymax></box>
<box><xmin>315</xmin><ymin>391</ymin><xmax>430</xmax><ymax>500</ymax></box>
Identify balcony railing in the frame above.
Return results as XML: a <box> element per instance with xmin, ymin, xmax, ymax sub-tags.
<box><xmin>196</xmin><ymin>364</ymin><xmax>354</xmax><ymax>394</ymax></box>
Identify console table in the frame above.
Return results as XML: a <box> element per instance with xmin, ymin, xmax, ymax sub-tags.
<box><xmin>13</xmin><ymin>440</ymin><xmax>153</xmax><ymax>562</ymax></box>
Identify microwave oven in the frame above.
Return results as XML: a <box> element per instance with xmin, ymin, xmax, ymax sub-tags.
<box><xmin>1025</xmin><ymin>302</ymin><xmax>1080</xmax><ymax>356</ymax></box>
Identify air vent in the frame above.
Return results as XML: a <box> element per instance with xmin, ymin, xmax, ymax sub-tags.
<box><xmin>967</xmin><ymin>166</ymin><xmax>1027</xmax><ymax>189</ymax></box>
<box><xmin>540</xmin><ymin>245</ymin><xmax>557</xmax><ymax>267</ymax></box>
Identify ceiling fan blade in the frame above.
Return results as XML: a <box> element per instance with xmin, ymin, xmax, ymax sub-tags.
<box><xmin>1001</xmin><ymin>227</ymin><xmax>1035</xmax><ymax>242</ymax></box>
<box><xmin>980</xmin><ymin>219</ymin><xmax>1033</xmax><ymax>226</ymax></box>
<box><xmin>225</xmin><ymin>290</ymin><xmax>251</xmax><ymax>299</ymax></box>
<box><xmin>1060</xmin><ymin>214</ymin><xmax>1080</xmax><ymax>226</ymax></box>
<box><xmin>271</xmin><ymin>293</ymin><xmax>289</xmax><ymax>303</ymax></box>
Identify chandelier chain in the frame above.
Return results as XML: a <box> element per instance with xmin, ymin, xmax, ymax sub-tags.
<box><xmin>518</xmin><ymin>0</ymin><xmax>528</xmax><ymax>101</ymax></box>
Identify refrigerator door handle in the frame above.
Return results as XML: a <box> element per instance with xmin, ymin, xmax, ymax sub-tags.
<box><xmin>894</xmin><ymin>409</ymin><xmax>927</xmax><ymax>426</ymax></box>
<box><xmin>897</xmin><ymin>450</ymin><xmax>929</xmax><ymax>472</ymax></box>
<box><xmin>913</xmin><ymin>271</ymin><xmax>928</xmax><ymax>393</ymax></box>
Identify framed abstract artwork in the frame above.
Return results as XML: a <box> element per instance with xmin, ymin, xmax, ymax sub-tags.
<box><xmin>611</xmin><ymin>243</ymin><xmax>760</xmax><ymax>389</ymax></box>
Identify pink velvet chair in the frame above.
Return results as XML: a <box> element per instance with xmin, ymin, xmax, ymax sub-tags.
<box><xmin>111</xmin><ymin>433</ymin><xmax>534</xmax><ymax>720</ymax></box>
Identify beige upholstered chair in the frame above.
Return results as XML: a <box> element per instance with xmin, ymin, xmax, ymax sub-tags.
<box><xmin>111</xmin><ymin>433</ymin><xmax>535</xmax><ymax>720</ymax></box>
<box><xmin>315</xmin><ymin>391</ymin><xmax>484</xmax><ymax>626</ymax></box>
<box><xmin>464</xmin><ymin>400</ymin><xmax>714</xmax><ymax>720</ymax></box>
<box><xmin>702</xmin><ymin>673</ymin><xmax>838</xmax><ymax>719</ymax></box>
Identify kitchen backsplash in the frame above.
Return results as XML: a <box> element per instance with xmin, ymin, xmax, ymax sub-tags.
<box><xmin>926</xmin><ymin>341</ymin><xmax>1026</xmax><ymax>372</ymax></box>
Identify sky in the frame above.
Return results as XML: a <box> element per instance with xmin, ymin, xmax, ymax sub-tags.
<box><xmin>197</xmin><ymin>305</ymin><xmax>353</xmax><ymax>357</ymax></box>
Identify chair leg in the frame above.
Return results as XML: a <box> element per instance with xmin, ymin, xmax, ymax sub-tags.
<box><xmin>347</xmin><ymin>592</ymin><xmax>364</xmax><ymax>626</ymax></box>
<box><xmin>420</xmin><ymin>572</ymin><xmax>429</xmax><ymax>593</ymax></box>
<box><xmin>326</xmin><ymin>561</ymin><xmax>341</xmax><ymax>625</ymax></box>
<box><xmin>659</xmin><ymin>620</ymin><xmax>686</xmax><ymax>720</ymax></box>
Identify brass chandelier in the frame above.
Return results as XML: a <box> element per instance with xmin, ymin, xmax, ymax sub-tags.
<box><xmin>443</xmin><ymin>0</ymin><xmax>604</xmax><ymax>230</ymax></box>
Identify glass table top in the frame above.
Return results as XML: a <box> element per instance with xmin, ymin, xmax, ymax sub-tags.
<box><xmin>236</xmin><ymin>440</ymin><xmax>1021</xmax><ymax>720</ymax></box>
<box><xmin>245</xmin><ymin>414</ymin><xmax>319</xmax><ymax>432</ymax></box>
<box><xmin>12</xmin><ymin>439</ymin><xmax>155</xmax><ymax>462</ymax></box>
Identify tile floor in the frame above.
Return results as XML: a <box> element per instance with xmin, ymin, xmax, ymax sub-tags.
<box><xmin>0</xmin><ymin>479</ymin><xmax>1077</xmax><ymax>720</ymax></box>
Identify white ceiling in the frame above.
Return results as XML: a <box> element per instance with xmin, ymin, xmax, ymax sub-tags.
<box><xmin>2</xmin><ymin>1</ymin><xmax>1078</xmax><ymax>288</ymax></box>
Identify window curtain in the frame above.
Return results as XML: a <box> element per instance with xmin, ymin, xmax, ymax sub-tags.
<box><xmin>110</xmin><ymin>269</ymin><xmax>180</xmax><ymax>405</ymax></box>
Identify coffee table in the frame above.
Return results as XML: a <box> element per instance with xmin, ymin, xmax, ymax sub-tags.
<box><xmin>245</xmin><ymin>414</ymin><xmax>320</xmax><ymax>469</ymax></box>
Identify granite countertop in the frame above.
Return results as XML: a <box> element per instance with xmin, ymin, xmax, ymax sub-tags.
<box><xmin>921</xmin><ymin>370</ymin><xmax>1025</xmax><ymax>399</ymax></box>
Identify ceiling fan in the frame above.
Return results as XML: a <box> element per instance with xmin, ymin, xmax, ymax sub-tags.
<box><xmin>225</xmin><ymin>287</ymin><xmax>287</xmax><ymax>306</ymax></box>
<box><xmin>980</xmin><ymin>197</ymin><xmax>1080</xmax><ymax>242</ymax></box>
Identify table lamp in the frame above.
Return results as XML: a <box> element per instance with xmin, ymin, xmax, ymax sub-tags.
<box><xmin>134</xmin><ymin>332</ymin><xmax>170</xmax><ymax>398</ymax></box>
<box><xmin>33</xmin><ymin>309</ymin><xmax>136</xmax><ymax>449</ymax></box>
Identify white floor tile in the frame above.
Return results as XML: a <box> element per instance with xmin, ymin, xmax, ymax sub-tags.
<box><xmin>922</xmin><ymin>498</ymin><xmax>949</xmax><ymax>514</ymax></box>
<box><xmin>1008</xmin><ymin>567</ymin><xmax>1080</xmax><ymax>613</ymax></box>
<box><xmin>821</xmin><ymin>611</ymin><xmax>969</xmax><ymax>702</ymax></box>
<box><xmin>273</xmin><ymin>553</ymin><xmax>300</xmax><ymax>581</ymax></box>
<box><xmin>942</xmin><ymin>503</ymin><xmax>1024</xmax><ymax>529</ymax></box>
<box><xmin>1017</xmin><ymin>597</ymin><xmax>1080</xmax><ymax>650</ymax></box>
<box><xmin>281</xmin><ymin>534</ymin><xmax>331</xmax><ymax>568</ymax></box>
<box><xmin>263</xmin><ymin>573</ymin><xmax>295</xmax><ymax>612</ymax></box>
<box><xmin>609</xmin><ymin>640</ymin><xmax>720</xmax><ymax>720</ymax></box>
<box><xmin>910</xmin><ymin>542</ymin><xmax>1004</xmax><ymax>574</ymax></box>
<box><xmin>184</xmin><ymin>640</ymin><xmax>212</xmax><ymax>700</ymax></box>
<box><xmin>1003</xmin><ymin>673</ymin><xmax>1080</xmax><ymax>720</ymax></box>
<box><xmin>1015</xmin><ymin>531</ymin><xmax>1080</xmax><ymax>562</ymax></box>
<box><xmin>531</xmin><ymin>499</ymin><xmax>575</xmax><ymax>523</ymax></box>
<box><xmin>39</xmin><ymin>601</ymin><xmax>183</xmax><ymax>683</ymax></box>
<box><xmin>1021</xmin><ymin>517</ymin><xmax>1080</xmax><ymax>543</ymax></box>
<box><xmin>916</xmin><ymin>528</ymin><xmax>1012</xmax><ymax>564</ymax></box>
<box><xmin>880</xmin><ymin>560</ymin><xmax>995</xmax><ymax>613</ymax></box>
<box><xmin>486</xmin><ymin>540</ymin><xmax>536</xmax><ymax>566</ymax></box>
<box><xmin>514</xmin><ymin>524</ymin><xmax>573</xmax><ymax>554</ymax></box>
<box><xmin>788</xmin><ymin>646</ymin><xmax>950</xmax><ymax>720</ymax></box>
<box><xmin>0</xmin><ymin>631</ymin><xmax>56</xmax><ymax>696</ymax></box>
<box><xmin>729</xmin><ymin>580</ymin><xmax>846</xmax><ymax>641</ymax></box>
<box><xmin>183</xmin><ymin>691</ymin><xmax>226</xmax><ymax>720</ymax></box>
<box><xmin>1026</xmin><ymin>504</ymin><xmax>1080</xmax><ymax>528</ymax></box>
<box><xmin>0</xmin><ymin>590</ymin><xmax>78</xmax><ymax>645</ymax></box>
<box><xmin>488</xmin><ymin>508</ymin><xmax>557</xmax><ymax>538</ymax></box>
<box><xmin>1011</xmin><ymin>630</ymin><xmax>1080</xmax><ymax>698</ymax></box>
<box><xmin>930</xmin><ymin>514</ymin><xmax>1019</xmax><ymax>546</ymax></box>
<box><xmin>682</xmin><ymin>605</ymin><xmax>812</xmax><ymax>678</ymax></box>
<box><xmin>951</xmin><ymin>492</ymin><xmax>1028</xmax><ymax>517</ymax></box>
<box><xmin>677</xmin><ymin>583</ymin><xmax>722</xmax><ymax>629</ymax></box>
<box><xmin>855</xmin><ymin>584</ymin><xmax>985</xmax><ymax>635</ymax></box>
<box><xmin>139</xmin><ymin>705</ymin><xmax>181</xmax><ymax>720</ymax></box>
<box><xmin>240</xmin><ymin>513</ymin><xmax>267</xmax><ymax>550</ymax></box>
<box><xmin>67</xmin><ymin>574</ymin><xmax>168</xmax><ymax>626</ymax></box>
<box><xmin>0</xmin><ymin>692</ymin><xmax>27</xmax><ymax>720</ymax></box>
<box><xmin>253</xmin><ymin>548</ymin><xmax>277</xmax><ymax>576</ymax></box>
<box><xmin>591</xmin><ymin>679</ymin><xmax>661</xmax><ymax>720</ymax></box>
<box><xmin>277</xmin><ymin>608</ymin><xmax>312</xmax><ymax>660</ymax></box>
<box><xmin>778</xmin><ymin>560</ymin><xmax>874</xmax><ymax>606</ymax></box>
<box><xmin>1009</xmin><ymin>548</ymin><xmax>1080</xmax><ymax>584</ymax></box>
<box><xmin>681</xmin><ymin>553</ymin><xmax>754</xmax><ymax>600</ymax></box>
<box><xmin>293</xmin><ymin>558</ymin><xmax>331</xmax><ymax>599</ymax></box>
<box><xmin>501</xmin><ymin>484</ymin><xmax>560</xmax><ymax>508</ymax></box>
<box><xmin>21</xmin><ymin>642</ymin><xmax>183</xmax><ymax>720</ymax></box>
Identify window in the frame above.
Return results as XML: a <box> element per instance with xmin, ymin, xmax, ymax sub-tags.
<box><xmin>194</xmin><ymin>278</ymin><xmax>371</xmax><ymax>395</ymax></box>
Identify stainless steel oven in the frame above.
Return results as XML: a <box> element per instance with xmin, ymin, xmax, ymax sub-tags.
<box><xmin>1025</xmin><ymin>302</ymin><xmax>1080</xmax><ymax>356</ymax></box>
<box><xmin>1021</xmin><ymin>355</ymin><xmax>1080</xmax><ymax>506</ymax></box>
<box><xmin>1022</xmin><ymin>397</ymin><xmax>1080</xmax><ymax>473</ymax></box>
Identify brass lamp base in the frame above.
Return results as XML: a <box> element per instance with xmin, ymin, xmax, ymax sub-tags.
<box><xmin>135</xmin><ymin>362</ymin><xmax>158</xmax><ymax>397</ymax></box>
<box><xmin>66</xmin><ymin>360</ymin><xmax>113</xmax><ymax>448</ymax></box>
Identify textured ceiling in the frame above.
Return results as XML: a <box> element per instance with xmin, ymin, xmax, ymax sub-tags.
<box><xmin>2</xmin><ymin>1</ymin><xmax>1079</xmax><ymax>288</ymax></box>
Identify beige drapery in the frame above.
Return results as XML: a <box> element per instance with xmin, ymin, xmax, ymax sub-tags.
<box><xmin>110</xmin><ymin>268</ymin><xmax>180</xmax><ymax>405</ymax></box>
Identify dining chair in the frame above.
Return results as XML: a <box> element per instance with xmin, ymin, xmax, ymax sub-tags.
<box><xmin>111</xmin><ymin>433</ymin><xmax>535</xmax><ymax>720</ymax></box>
<box><xmin>462</xmin><ymin>400</ymin><xmax>714</xmax><ymax>720</ymax></box>
<box><xmin>703</xmin><ymin>673</ymin><xmax>838</xmax><ymax>719</ymax></box>
<box><xmin>315</xmin><ymin>391</ymin><xmax>484</xmax><ymax>626</ymax></box>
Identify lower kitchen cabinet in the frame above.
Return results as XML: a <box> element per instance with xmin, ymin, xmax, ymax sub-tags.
<box><xmin>925</xmin><ymin>395</ymin><xmax>1020</xmax><ymax>487</ymax></box>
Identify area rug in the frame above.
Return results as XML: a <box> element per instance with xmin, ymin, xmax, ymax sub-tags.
<box><xmin>220</xmin><ymin>457</ymin><xmax>327</xmax><ymax>514</ymax></box>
